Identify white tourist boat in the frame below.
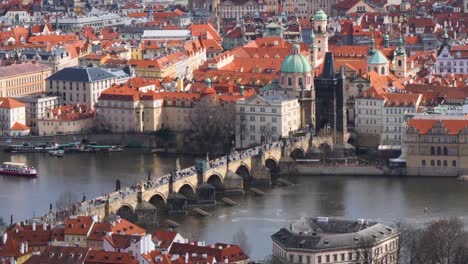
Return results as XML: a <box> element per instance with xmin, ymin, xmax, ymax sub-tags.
<box><xmin>0</xmin><ymin>162</ymin><xmax>37</xmax><ymax>177</ymax></box>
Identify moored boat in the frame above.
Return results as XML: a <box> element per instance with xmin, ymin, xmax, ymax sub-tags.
<box><xmin>0</xmin><ymin>162</ymin><xmax>37</xmax><ymax>177</ymax></box>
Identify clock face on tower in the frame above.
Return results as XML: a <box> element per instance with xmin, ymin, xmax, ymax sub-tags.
<box><xmin>357</xmin><ymin>84</ymin><xmax>364</xmax><ymax>88</ymax></box>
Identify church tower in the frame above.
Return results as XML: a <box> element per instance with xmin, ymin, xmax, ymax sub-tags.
<box><xmin>309</xmin><ymin>31</ymin><xmax>318</xmax><ymax>69</ymax></box>
<box><xmin>279</xmin><ymin>44</ymin><xmax>315</xmax><ymax>129</ymax></box>
<box><xmin>394</xmin><ymin>36</ymin><xmax>407</xmax><ymax>78</ymax></box>
<box><xmin>312</xmin><ymin>9</ymin><xmax>328</xmax><ymax>60</ymax></box>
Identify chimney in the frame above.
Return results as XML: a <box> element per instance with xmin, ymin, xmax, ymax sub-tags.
<box><xmin>32</xmin><ymin>221</ymin><xmax>36</xmax><ymax>231</ymax></box>
<box><xmin>2</xmin><ymin>233</ymin><xmax>7</xmax><ymax>244</ymax></box>
<box><xmin>224</xmin><ymin>257</ymin><xmax>228</xmax><ymax>264</ymax></box>
<box><xmin>43</xmin><ymin>223</ymin><xmax>47</xmax><ymax>230</ymax></box>
<box><xmin>20</xmin><ymin>242</ymin><xmax>25</xmax><ymax>254</ymax></box>
<box><xmin>185</xmin><ymin>252</ymin><xmax>189</xmax><ymax>264</ymax></box>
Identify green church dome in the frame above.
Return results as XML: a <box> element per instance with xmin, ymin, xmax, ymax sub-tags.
<box><xmin>368</xmin><ymin>50</ymin><xmax>388</xmax><ymax>64</ymax></box>
<box><xmin>280</xmin><ymin>44</ymin><xmax>312</xmax><ymax>74</ymax></box>
<box><xmin>314</xmin><ymin>9</ymin><xmax>327</xmax><ymax>21</ymax></box>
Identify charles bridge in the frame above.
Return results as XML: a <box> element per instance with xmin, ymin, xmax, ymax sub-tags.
<box><xmin>36</xmin><ymin>133</ymin><xmax>334</xmax><ymax>224</ymax></box>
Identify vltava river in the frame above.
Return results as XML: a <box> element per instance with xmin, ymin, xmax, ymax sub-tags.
<box><xmin>1</xmin><ymin>151</ymin><xmax>468</xmax><ymax>260</ymax></box>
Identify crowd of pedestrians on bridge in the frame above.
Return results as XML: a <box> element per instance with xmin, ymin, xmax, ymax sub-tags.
<box><xmin>45</xmin><ymin>136</ymin><xmax>307</xmax><ymax>221</ymax></box>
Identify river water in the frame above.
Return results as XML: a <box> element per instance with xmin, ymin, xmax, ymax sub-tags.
<box><xmin>1</xmin><ymin>151</ymin><xmax>468</xmax><ymax>260</ymax></box>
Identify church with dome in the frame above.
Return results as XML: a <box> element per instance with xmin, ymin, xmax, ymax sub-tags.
<box><xmin>261</xmin><ymin>9</ymin><xmax>348</xmax><ymax>146</ymax></box>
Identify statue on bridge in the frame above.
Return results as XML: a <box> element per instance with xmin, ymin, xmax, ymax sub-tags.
<box><xmin>115</xmin><ymin>179</ymin><xmax>121</xmax><ymax>191</ymax></box>
<box><xmin>176</xmin><ymin>158</ymin><xmax>181</xmax><ymax>171</ymax></box>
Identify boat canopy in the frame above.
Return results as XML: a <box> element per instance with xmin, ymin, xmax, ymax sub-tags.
<box><xmin>2</xmin><ymin>162</ymin><xmax>26</xmax><ymax>166</ymax></box>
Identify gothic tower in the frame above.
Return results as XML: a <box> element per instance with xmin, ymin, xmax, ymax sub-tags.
<box><xmin>314</xmin><ymin>52</ymin><xmax>347</xmax><ymax>144</ymax></box>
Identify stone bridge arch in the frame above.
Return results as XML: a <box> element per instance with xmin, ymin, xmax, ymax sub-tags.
<box><xmin>234</xmin><ymin>162</ymin><xmax>252</xmax><ymax>182</ymax></box>
<box><xmin>177</xmin><ymin>183</ymin><xmax>197</xmax><ymax>199</ymax></box>
<box><xmin>206</xmin><ymin>173</ymin><xmax>224</xmax><ymax>191</ymax></box>
<box><xmin>265</xmin><ymin>156</ymin><xmax>280</xmax><ymax>173</ymax></box>
<box><xmin>289</xmin><ymin>147</ymin><xmax>306</xmax><ymax>160</ymax></box>
<box><xmin>116</xmin><ymin>203</ymin><xmax>136</xmax><ymax>222</ymax></box>
<box><xmin>148</xmin><ymin>193</ymin><xmax>167</xmax><ymax>213</ymax></box>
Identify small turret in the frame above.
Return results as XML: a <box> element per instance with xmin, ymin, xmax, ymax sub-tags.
<box><xmin>239</xmin><ymin>85</ymin><xmax>245</xmax><ymax>96</ymax></box>
<box><xmin>368</xmin><ymin>36</ymin><xmax>376</xmax><ymax>56</ymax></box>
<box><xmin>205</xmin><ymin>78</ymin><xmax>212</xmax><ymax>88</ymax></box>
<box><xmin>383</xmin><ymin>34</ymin><xmax>389</xmax><ymax>48</ymax></box>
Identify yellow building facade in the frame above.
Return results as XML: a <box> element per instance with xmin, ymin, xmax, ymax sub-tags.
<box><xmin>405</xmin><ymin>116</ymin><xmax>468</xmax><ymax>176</ymax></box>
<box><xmin>0</xmin><ymin>62</ymin><xmax>52</xmax><ymax>97</ymax></box>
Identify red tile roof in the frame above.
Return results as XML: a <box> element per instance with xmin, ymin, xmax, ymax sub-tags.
<box><xmin>408</xmin><ymin>118</ymin><xmax>468</xmax><ymax>135</ymax></box>
<box><xmin>85</xmin><ymin>250</ymin><xmax>139</xmax><ymax>264</ymax></box>
<box><xmin>104</xmin><ymin>234</ymin><xmax>141</xmax><ymax>250</ymax></box>
<box><xmin>24</xmin><ymin>246</ymin><xmax>89</xmax><ymax>264</ymax></box>
<box><xmin>0</xmin><ymin>97</ymin><xmax>25</xmax><ymax>108</ymax></box>
<box><xmin>10</xmin><ymin>122</ymin><xmax>29</xmax><ymax>131</ymax></box>
<box><xmin>64</xmin><ymin>216</ymin><xmax>95</xmax><ymax>236</ymax></box>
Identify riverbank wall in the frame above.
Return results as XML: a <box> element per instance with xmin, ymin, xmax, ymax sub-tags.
<box><xmin>0</xmin><ymin>133</ymin><xmax>155</xmax><ymax>147</ymax></box>
<box><xmin>295</xmin><ymin>164</ymin><xmax>385</xmax><ymax>176</ymax></box>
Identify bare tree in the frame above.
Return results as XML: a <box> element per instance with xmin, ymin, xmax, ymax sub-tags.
<box><xmin>397</xmin><ymin>222</ymin><xmax>424</xmax><ymax>264</ymax></box>
<box><xmin>232</xmin><ymin>228</ymin><xmax>251</xmax><ymax>256</ymax></box>
<box><xmin>187</xmin><ymin>102</ymin><xmax>235</xmax><ymax>154</ymax></box>
<box><xmin>260</xmin><ymin>122</ymin><xmax>273</xmax><ymax>144</ymax></box>
<box><xmin>55</xmin><ymin>191</ymin><xmax>78</xmax><ymax>211</ymax></box>
<box><xmin>422</xmin><ymin>218</ymin><xmax>466</xmax><ymax>264</ymax></box>
<box><xmin>397</xmin><ymin>218</ymin><xmax>468</xmax><ymax>264</ymax></box>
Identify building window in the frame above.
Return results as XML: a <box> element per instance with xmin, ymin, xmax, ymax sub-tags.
<box><xmin>437</xmin><ymin>147</ymin><xmax>441</xmax><ymax>155</ymax></box>
<box><xmin>443</xmin><ymin>160</ymin><xmax>447</xmax><ymax>167</ymax></box>
<box><xmin>430</xmin><ymin>146</ymin><xmax>435</xmax><ymax>155</ymax></box>
<box><xmin>250</xmin><ymin>107</ymin><xmax>255</xmax><ymax>112</ymax></box>
<box><xmin>317</xmin><ymin>256</ymin><xmax>322</xmax><ymax>263</ymax></box>
<box><xmin>453</xmin><ymin>160</ymin><xmax>457</xmax><ymax>167</ymax></box>
<box><xmin>325</xmin><ymin>255</ymin><xmax>329</xmax><ymax>262</ymax></box>
<box><xmin>437</xmin><ymin>160</ymin><xmax>441</xmax><ymax>167</ymax></box>
<box><xmin>431</xmin><ymin>160</ymin><xmax>435</xmax><ymax>166</ymax></box>
<box><xmin>422</xmin><ymin>160</ymin><xmax>426</xmax><ymax>166</ymax></box>
<box><xmin>240</xmin><ymin>107</ymin><xmax>245</xmax><ymax>112</ymax></box>
<box><xmin>443</xmin><ymin>147</ymin><xmax>448</xmax><ymax>155</ymax></box>
<box><xmin>250</xmin><ymin>135</ymin><xmax>255</xmax><ymax>141</ymax></box>
<box><xmin>288</xmin><ymin>77</ymin><xmax>292</xmax><ymax>86</ymax></box>
<box><xmin>260</xmin><ymin>107</ymin><xmax>265</xmax><ymax>112</ymax></box>
<box><xmin>333</xmin><ymin>254</ymin><xmax>337</xmax><ymax>261</ymax></box>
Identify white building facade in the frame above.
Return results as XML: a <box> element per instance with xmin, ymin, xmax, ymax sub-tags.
<box><xmin>235</xmin><ymin>90</ymin><xmax>300</xmax><ymax>149</ymax></box>
<box><xmin>46</xmin><ymin>67</ymin><xmax>118</xmax><ymax>110</ymax></box>
<box><xmin>436</xmin><ymin>44</ymin><xmax>468</xmax><ymax>74</ymax></box>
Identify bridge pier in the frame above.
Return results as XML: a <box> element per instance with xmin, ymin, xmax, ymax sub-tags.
<box><xmin>251</xmin><ymin>151</ymin><xmax>271</xmax><ymax>185</ymax></box>
<box><xmin>223</xmin><ymin>170</ymin><xmax>244</xmax><ymax>194</ymax></box>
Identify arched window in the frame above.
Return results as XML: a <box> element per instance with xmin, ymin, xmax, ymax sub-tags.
<box><xmin>452</xmin><ymin>160</ymin><xmax>457</xmax><ymax>167</ymax></box>
<box><xmin>373</xmin><ymin>67</ymin><xmax>378</xmax><ymax>72</ymax></box>
<box><xmin>288</xmin><ymin>77</ymin><xmax>292</xmax><ymax>86</ymax></box>
<box><xmin>443</xmin><ymin>160</ymin><xmax>447</xmax><ymax>167</ymax></box>
<box><xmin>430</xmin><ymin>147</ymin><xmax>435</xmax><ymax>155</ymax></box>
<box><xmin>298</xmin><ymin>77</ymin><xmax>303</xmax><ymax>86</ymax></box>
<box><xmin>381</xmin><ymin>67</ymin><xmax>385</xmax><ymax>75</ymax></box>
<box><xmin>318</xmin><ymin>26</ymin><xmax>322</xmax><ymax>32</ymax></box>
<box><xmin>437</xmin><ymin>147</ymin><xmax>441</xmax><ymax>155</ymax></box>
<box><xmin>437</xmin><ymin>160</ymin><xmax>441</xmax><ymax>167</ymax></box>
<box><xmin>443</xmin><ymin>147</ymin><xmax>448</xmax><ymax>155</ymax></box>
<box><xmin>398</xmin><ymin>60</ymin><xmax>402</xmax><ymax>67</ymax></box>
